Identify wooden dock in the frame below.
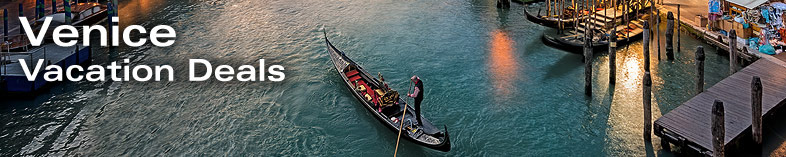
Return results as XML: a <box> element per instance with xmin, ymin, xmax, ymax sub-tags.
<box><xmin>0</xmin><ymin>43</ymin><xmax>91</xmax><ymax>93</ymax></box>
<box><xmin>654</xmin><ymin>55</ymin><xmax>786</xmax><ymax>155</ymax></box>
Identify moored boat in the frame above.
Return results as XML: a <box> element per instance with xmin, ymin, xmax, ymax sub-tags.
<box><xmin>324</xmin><ymin>32</ymin><xmax>451</xmax><ymax>152</ymax></box>
<box><xmin>542</xmin><ymin>20</ymin><xmax>645</xmax><ymax>54</ymax></box>
<box><xmin>523</xmin><ymin>5</ymin><xmax>588</xmax><ymax>29</ymax></box>
<box><xmin>37</xmin><ymin>2</ymin><xmax>108</xmax><ymax>26</ymax></box>
<box><xmin>32</xmin><ymin>2</ymin><xmax>108</xmax><ymax>43</ymax></box>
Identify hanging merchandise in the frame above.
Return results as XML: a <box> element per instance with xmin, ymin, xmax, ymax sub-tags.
<box><xmin>734</xmin><ymin>16</ymin><xmax>745</xmax><ymax>23</ymax></box>
<box><xmin>779</xmin><ymin>29</ymin><xmax>786</xmax><ymax>42</ymax></box>
<box><xmin>708</xmin><ymin>0</ymin><xmax>721</xmax><ymax>13</ymax></box>
<box><xmin>749</xmin><ymin>37</ymin><xmax>760</xmax><ymax>50</ymax></box>
<box><xmin>762</xmin><ymin>8</ymin><xmax>771</xmax><ymax>24</ymax></box>
<box><xmin>768</xmin><ymin>6</ymin><xmax>783</xmax><ymax>28</ymax></box>
<box><xmin>772</xmin><ymin>2</ymin><xmax>786</xmax><ymax>10</ymax></box>
<box><xmin>759</xmin><ymin>44</ymin><xmax>776</xmax><ymax>55</ymax></box>
<box><xmin>744</xmin><ymin>10</ymin><xmax>761</xmax><ymax>24</ymax></box>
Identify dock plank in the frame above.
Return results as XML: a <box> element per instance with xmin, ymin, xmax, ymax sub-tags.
<box><xmin>654</xmin><ymin>58</ymin><xmax>786</xmax><ymax>154</ymax></box>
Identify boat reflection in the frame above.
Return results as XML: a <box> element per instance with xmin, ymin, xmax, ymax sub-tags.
<box><xmin>487</xmin><ymin>29</ymin><xmax>518</xmax><ymax>101</ymax></box>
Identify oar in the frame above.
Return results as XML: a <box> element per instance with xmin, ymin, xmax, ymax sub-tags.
<box><xmin>393</xmin><ymin>78</ymin><xmax>413</xmax><ymax>157</ymax></box>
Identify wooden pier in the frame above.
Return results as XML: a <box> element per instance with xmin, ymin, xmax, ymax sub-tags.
<box><xmin>1</xmin><ymin>43</ymin><xmax>91</xmax><ymax>93</ymax></box>
<box><xmin>653</xmin><ymin>55</ymin><xmax>786</xmax><ymax>155</ymax></box>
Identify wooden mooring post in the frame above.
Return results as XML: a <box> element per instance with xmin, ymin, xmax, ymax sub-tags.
<box><xmin>642</xmin><ymin>21</ymin><xmax>653</xmax><ymax>141</ymax></box>
<box><xmin>696</xmin><ymin>46</ymin><xmax>705</xmax><ymax>94</ymax></box>
<box><xmin>677</xmin><ymin>5</ymin><xmax>681</xmax><ymax>53</ymax></box>
<box><xmin>584</xmin><ymin>30</ymin><xmax>593</xmax><ymax>96</ymax></box>
<box><xmin>666</xmin><ymin>12</ymin><xmax>674</xmax><ymax>61</ymax></box>
<box><xmin>610</xmin><ymin>30</ymin><xmax>617</xmax><ymax>85</ymax></box>
<box><xmin>656</xmin><ymin>10</ymin><xmax>661</xmax><ymax>60</ymax></box>
<box><xmin>497</xmin><ymin>0</ymin><xmax>511</xmax><ymax>9</ymax></box>
<box><xmin>713</xmin><ymin>100</ymin><xmax>725</xmax><ymax>157</ymax></box>
<box><xmin>729</xmin><ymin>29</ymin><xmax>737</xmax><ymax>75</ymax></box>
<box><xmin>643</xmin><ymin>21</ymin><xmax>651</xmax><ymax>72</ymax></box>
<box><xmin>644</xmin><ymin>71</ymin><xmax>652</xmax><ymax>141</ymax></box>
<box><xmin>752</xmin><ymin>76</ymin><xmax>763</xmax><ymax>145</ymax></box>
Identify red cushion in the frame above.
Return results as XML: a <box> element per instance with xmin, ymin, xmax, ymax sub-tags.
<box><xmin>354</xmin><ymin>81</ymin><xmax>378</xmax><ymax>105</ymax></box>
<box><xmin>345</xmin><ymin>70</ymin><xmax>359</xmax><ymax>77</ymax></box>
<box><xmin>349</xmin><ymin>75</ymin><xmax>362</xmax><ymax>82</ymax></box>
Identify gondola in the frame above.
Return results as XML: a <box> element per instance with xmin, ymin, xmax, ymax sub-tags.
<box><xmin>523</xmin><ymin>4</ymin><xmax>588</xmax><ymax>29</ymax></box>
<box><xmin>324</xmin><ymin>32</ymin><xmax>451</xmax><ymax>152</ymax></box>
<box><xmin>511</xmin><ymin>0</ymin><xmax>547</xmax><ymax>5</ymax></box>
<box><xmin>542</xmin><ymin>20</ymin><xmax>645</xmax><ymax>53</ymax></box>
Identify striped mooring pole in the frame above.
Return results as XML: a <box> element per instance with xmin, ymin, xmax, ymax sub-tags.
<box><xmin>64</xmin><ymin>0</ymin><xmax>71</xmax><ymax>25</ymax></box>
<box><xmin>38</xmin><ymin>0</ymin><xmax>45</xmax><ymax>19</ymax></box>
<box><xmin>52</xmin><ymin>0</ymin><xmax>57</xmax><ymax>14</ymax></box>
<box><xmin>35</xmin><ymin>0</ymin><xmax>39</xmax><ymax>19</ymax></box>
<box><xmin>107</xmin><ymin>2</ymin><xmax>114</xmax><ymax>39</ymax></box>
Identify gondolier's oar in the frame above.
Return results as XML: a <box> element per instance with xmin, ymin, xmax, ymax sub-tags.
<box><xmin>393</xmin><ymin>78</ymin><xmax>414</xmax><ymax>157</ymax></box>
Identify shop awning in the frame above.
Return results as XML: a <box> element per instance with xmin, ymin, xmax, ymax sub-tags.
<box><xmin>726</xmin><ymin>0</ymin><xmax>767</xmax><ymax>9</ymax></box>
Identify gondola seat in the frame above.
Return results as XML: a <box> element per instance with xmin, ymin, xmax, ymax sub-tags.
<box><xmin>354</xmin><ymin>81</ymin><xmax>379</xmax><ymax>105</ymax></box>
<box><xmin>345</xmin><ymin>70</ymin><xmax>359</xmax><ymax>77</ymax></box>
<box><xmin>349</xmin><ymin>75</ymin><xmax>362</xmax><ymax>82</ymax></box>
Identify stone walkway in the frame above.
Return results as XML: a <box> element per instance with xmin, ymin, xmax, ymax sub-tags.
<box><xmin>659</xmin><ymin>0</ymin><xmax>707</xmax><ymax>27</ymax></box>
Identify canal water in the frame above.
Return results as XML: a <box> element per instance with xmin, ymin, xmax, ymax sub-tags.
<box><xmin>1</xmin><ymin>0</ymin><xmax>782</xmax><ymax>156</ymax></box>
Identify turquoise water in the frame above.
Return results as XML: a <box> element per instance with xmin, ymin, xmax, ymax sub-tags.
<box><xmin>0</xmin><ymin>0</ymin><xmax>752</xmax><ymax>156</ymax></box>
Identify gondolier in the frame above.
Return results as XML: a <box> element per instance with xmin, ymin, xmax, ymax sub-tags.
<box><xmin>408</xmin><ymin>75</ymin><xmax>424</xmax><ymax>125</ymax></box>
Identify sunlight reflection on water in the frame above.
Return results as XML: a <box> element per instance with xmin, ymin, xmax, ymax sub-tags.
<box><xmin>487</xmin><ymin>29</ymin><xmax>518</xmax><ymax>101</ymax></box>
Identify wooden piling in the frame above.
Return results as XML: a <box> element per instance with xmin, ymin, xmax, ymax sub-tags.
<box><xmin>584</xmin><ymin>30</ymin><xmax>593</xmax><ymax>96</ymax></box>
<box><xmin>644</xmin><ymin>71</ymin><xmax>652</xmax><ymax>141</ymax></box>
<box><xmin>546</xmin><ymin>0</ymin><xmax>552</xmax><ymax>16</ymax></box>
<box><xmin>696</xmin><ymin>46</ymin><xmax>705</xmax><ymax>94</ymax></box>
<box><xmin>657</xmin><ymin>10</ymin><xmax>661</xmax><ymax>60</ymax></box>
<box><xmin>610</xmin><ymin>30</ymin><xmax>617</xmax><ymax>84</ymax></box>
<box><xmin>712</xmin><ymin>100</ymin><xmax>725</xmax><ymax>157</ymax></box>
<box><xmin>666</xmin><ymin>12</ymin><xmax>674</xmax><ymax>60</ymax></box>
<box><xmin>677</xmin><ymin>5</ymin><xmax>681</xmax><ymax>53</ymax></box>
<box><xmin>497</xmin><ymin>0</ymin><xmax>510</xmax><ymax>9</ymax></box>
<box><xmin>729</xmin><ymin>29</ymin><xmax>737</xmax><ymax>75</ymax></box>
<box><xmin>752</xmin><ymin>76</ymin><xmax>762</xmax><ymax>145</ymax></box>
<box><xmin>643</xmin><ymin>21</ymin><xmax>651</xmax><ymax>72</ymax></box>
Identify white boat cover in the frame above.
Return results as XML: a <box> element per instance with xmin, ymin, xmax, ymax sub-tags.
<box><xmin>726</xmin><ymin>0</ymin><xmax>767</xmax><ymax>9</ymax></box>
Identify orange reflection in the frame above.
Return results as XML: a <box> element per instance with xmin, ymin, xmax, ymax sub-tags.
<box><xmin>118</xmin><ymin>0</ymin><xmax>164</xmax><ymax>26</ymax></box>
<box><xmin>488</xmin><ymin>29</ymin><xmax>518</xmax><ymax>100</ymax></box>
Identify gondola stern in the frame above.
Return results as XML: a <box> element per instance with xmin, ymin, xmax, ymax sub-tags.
<box><xmin>434</xmin><ymin>125</ymin><xmax>452</xmax><ymax>152</ymax></box>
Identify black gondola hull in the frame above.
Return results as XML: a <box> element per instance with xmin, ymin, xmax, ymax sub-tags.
<box><xmin>541</xmin><ymin>30</ymin><xmax>644</xmax><ymax>54</ymax></box>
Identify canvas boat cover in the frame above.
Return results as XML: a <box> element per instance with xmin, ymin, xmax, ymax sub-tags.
<box><xmin>726</xmin><ymin>0</ymin><xmax>767</xmax><ymax>9</ymax></box>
